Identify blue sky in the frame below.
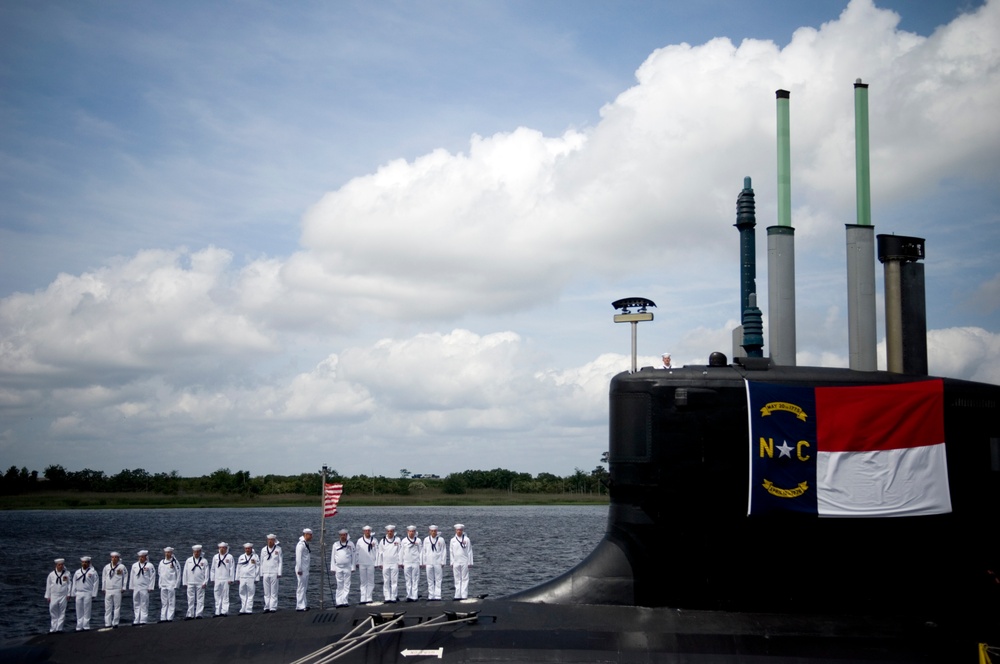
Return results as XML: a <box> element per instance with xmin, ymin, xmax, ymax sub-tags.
<box><xmin>1</xmin><ymin>0</ymin><xmax>998</xmax><ymax>478</ymax></box>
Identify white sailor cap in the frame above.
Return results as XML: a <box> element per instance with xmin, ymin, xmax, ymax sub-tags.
<box><xmin>362</xmin><ymin>525</ymin><xmax>372</xmax><ymax>531</ymax></box>
<box><xmin>80</xmin><ymin>556</ymin><xmax>92</xmax><ymax>562</ymax></box>
<box><xmin>302</xmin><ymin>528</ymin><xmax>313</xmax><ymax>534</ymax></box>
<box><xmin>163</xmin><ymin>547</ymin><xmax>174</xmax><ymax>552</ymax></box>
<box><xmin>662</xmin><ymin>351</ymin><xmax>671</xmax><ymax>357</ymax></box>
<box><xmin>192</xmin><ymin>545</ymin><xmax>203</xmax><ymax>551</ymax></box>
<box><xmin>266</xmin><ymin>534</ymin><xmax>276</xmax><ymax>540</ymax></box>
<box><xmin>54</xmin><ymin>558</ymin><xmax>65</xmax><ymax>564</ymax></box>
<box><xmin>385</xmin><ymin>524</ymin><xmax>396</xmax><ymax>531</ymax></box>
<box><xmin>110</xmin><ymin>551</ymin><xmax>121</xmax><ymax>557</ymax></box>
<box><xmin>217</xmin><ymin>542</ymin><xmax>228</xmax><ymax>549</ymax></box>
<box><xmin>453</xmin><ymin>524</ymin><xmax>465</xmax><ymax>530</ymax></box>
<box><xmin>406</xmin><ymin>525</ymin><xmax>416</xmax><ymax>531</ymax></box>
<box><xmin>137</xmin><ymin>550</ymin><xmax>149</xmax><ymax>556</ymax></box>
<box><xmin>338</xmin><ymin>529</ymin><xmax>348</xmax><ymax>535</ymax></box>
<box><xmin>243</xmin><ymin>542</ymin><xmax>253</xmax><ymax>549</ymax></box>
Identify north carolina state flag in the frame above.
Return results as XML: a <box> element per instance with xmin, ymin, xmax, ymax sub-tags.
<box><xmin>747</xmin><ymin>379</ymin><xmax>950</xmax><ymax>517</ymax></box>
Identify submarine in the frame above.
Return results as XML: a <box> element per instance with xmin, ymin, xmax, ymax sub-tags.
<box><xmin>7</xmin><ymin>86</ymin><xmax>1000</xmax><ymax>663</ymax></box>
<box><xmin>9</xmin><ymin>355</ymin><xmax>999</xmax><ymax>662</ymax></box>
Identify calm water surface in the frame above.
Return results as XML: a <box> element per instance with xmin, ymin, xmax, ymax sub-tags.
<box><xmin>0</xmin><ymin>505</ymin><xmax>606</xmax><ymax>641</ymax></box>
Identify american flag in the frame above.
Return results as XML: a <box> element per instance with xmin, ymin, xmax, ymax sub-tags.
<box><xmin>324</xmin><ymin>483</ymin><xmax>343</xmax><ymax>518</ymax></box>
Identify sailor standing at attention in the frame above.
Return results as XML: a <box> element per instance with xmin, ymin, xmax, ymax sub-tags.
<box><xmin>101</xmin><ymin>551</ymin><xmax>128</xmax><ymax>627</ymax></box>
<box><xmin>450</xmin><ymin>524</ymin><xmax>474</xmax><ymax>600</ymax></box>
<box><xmin>130</xmin><ymin>550</ymin><xmax>156</xmax><ymax>625</ymax></box>
<box><xmin>401</xmin><ymin>526</ymin><xmax>423</xmax><ymax>602</ymax></box>
<box><xmin>44</xmin><ymin>558</ymin><xmax>71</xmax><ymax>633</ymax></box>
<box><xmin>329</xmin><ymin>529</ymin><xmax>356</xmax><ymax>607</ymax></box>
<box><xmin>355</xmin><ymin>526</ymin><xmax>377</xmax><ymax>604</ymax></box>
<box><xmin>182</xmin><ymin>544</ymin><xmax>209</xmax><ymax>619</ymax></box>
<box><xmin>260</xmin><ymin>534</ymin><xmax>282</xmax><ymax>612</ymax></box>
<box><xmin>422</xmin><ymin>525</ymin><xmax>446</xmax><ymax>601</ymax></box>
<box><xmin>157</xmin><ymin>546</ymin><xmax>180</xmax><ymax>622</ymax></box>
<box><xmin>295</xmin><ymin>528</ymin><xmax>313</xmax><ymax>611</ymax></box>
<box><xmin>211</xmin><ymin>542</ymin><xmax>236</xmax><ymax>616</ymax></box>
<box><xmin>73</xmin><ymin>556</ymin><xmax>99</xmax><ymax>631</ymax></box>
<box><xmin>376</xmin><ymin>525</ymin><xmax>402</xmax><ymax>603</ymax></box>
<box><xmin>236</xmin><ymin>543</ymin><xmax>260</xmax><ymax>614</ymax></box>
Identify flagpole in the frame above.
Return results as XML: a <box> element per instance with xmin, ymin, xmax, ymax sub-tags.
<box><xmin>320</xmin><ymin>464</ymin><xmax>327</xmax><ymax>611</ymax></box>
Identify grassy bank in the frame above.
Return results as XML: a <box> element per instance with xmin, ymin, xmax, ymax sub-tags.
<box><xmin>0</xmin><ymin>488</ymin><xmax>609</xmax><ymax>510</ymax></box>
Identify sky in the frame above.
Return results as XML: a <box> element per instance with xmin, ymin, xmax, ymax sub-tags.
<box><xmin>1</xmin><ymin>0</ymin><xmax>998</xmax><ymax>479</ymax></box>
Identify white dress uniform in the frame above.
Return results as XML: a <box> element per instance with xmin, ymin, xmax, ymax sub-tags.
<box><xmin>236</xmin><ymin>545</ymin><xmax>261</xmax><ymax>614</ymax></box>
<box><xmin>182</xmin><ymin>548</ymin><xmax>209</xmax><ymax>618</ymax></box>
<box><xmin>355</xmin><ymin>529</ymin><xmax>377</xmax><ymax>604</ymax></box>
<box><xmin>401</xmin><ymin>529</ymin><xmax>423</xmax><ymax>601</ymax></box>
<box><xmin>422</xmin><ymin>528</ymin><xmax>447</xmax><ymax>600</ymax></box>
<box><xmin>130</xmin><ymin>553</ymin><xmax>156</xmax><ymax>625</ymax></box>
<box><xmin>260</xmin><ymin>537</ymin><xmax>282</xmax><ymax>612</ymax></box>
<box><xmin>44</xmin><ymin>561</ymin><xmax>71</xmax><ymax>633</ymax></box>
<box><xmin>329</xmin><ymin>533</ymin><xmax>356</xmax><ymax>607</ymax></box>
<box><xmin>72</xmin><ymin>560</ymin><xmax>99</xmax><ymax>630</ymax></box>
<box><xmin>157</xmin><ymin>550</ymin><xmax>181</xmax><ymax>622</ymax></box>
<box><xmin>101</xmin><ymin>555</ymin><xmax>128</xmax><ymax>627</ymax></box>
<box><xmin>450</xmin><ymin>526</ymin><xmax>474</xmax><ymax>600</ymax></box>
<box><xmin>210</xmin><ymin>545</ymin><xmax>236</xmax><ymax>616</ymax></box>
<box><xmin>376</xmin><ymin>528</ymin><xmax>402</xmax><ymax>602</ymax></box>
<box><xmin>295</xmin><ymin>530</ymin><xmax>312</xmax><ymax>610</ymax></box>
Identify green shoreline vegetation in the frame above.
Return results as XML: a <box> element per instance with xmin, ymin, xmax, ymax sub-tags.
<box><xmin>1</xmin><ymin>465</ymin><xmax>610</xmax><ymax>510</ymax></box>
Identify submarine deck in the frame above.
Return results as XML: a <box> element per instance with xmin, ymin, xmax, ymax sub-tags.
<box><xmin>5</xmin><ymin>597</ymin><xmax>985</xmax><ymax>663</ymax></box>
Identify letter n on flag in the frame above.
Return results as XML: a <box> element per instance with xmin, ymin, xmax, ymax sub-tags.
<box><xmin>747</xmin><ymin>379</ymin><xmax>951</xmax><ymax>517</ymax></box>
<box><xmin>324</xmin><ymin>483</ymin><xmax>343</xmax><ymax>518</ymax></box>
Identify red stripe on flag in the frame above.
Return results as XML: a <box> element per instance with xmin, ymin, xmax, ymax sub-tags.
<box><xmin>815</xmin><ymin>379</ymin><xmax>944</xmax><ymax>453</ymax></box>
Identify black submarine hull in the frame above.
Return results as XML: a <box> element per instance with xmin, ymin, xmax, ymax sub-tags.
<box><xmin>513</xmin><ymin>364</ymin><xmax>1000</xmax><ymax>618</ymax></box>
<box><xmin>5</xmin><ymin>597</ymin><xmax>985</xmax><ymax>663</ymax></box>
<box><xmin>9</xmin><ymin>363</ymin><xmax>999</xmax><ymax>662</ymax></box>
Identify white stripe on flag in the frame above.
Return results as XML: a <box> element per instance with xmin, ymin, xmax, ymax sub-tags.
<box><xmin>817</xmin><ymin>443</ymin><xmax>951</xmax><ymax>517</ymax></box>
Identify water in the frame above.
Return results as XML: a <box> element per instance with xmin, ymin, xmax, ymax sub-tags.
<box><xmin>0</xmin><ymin>504</ymin><xmax>606</xmax><ymax>641</ymax></box>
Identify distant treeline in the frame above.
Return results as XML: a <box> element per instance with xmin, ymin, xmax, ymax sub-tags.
<box><xmin>0</xmin><ymin>464</ymin><xmax>610</xmax><ymax>497</ymax></box>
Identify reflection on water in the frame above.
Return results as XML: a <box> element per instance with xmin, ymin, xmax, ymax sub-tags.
<box><xmin>0</xmin><ymin>504</ymin><xmax>606</xmax><ymax>641</ymax></box>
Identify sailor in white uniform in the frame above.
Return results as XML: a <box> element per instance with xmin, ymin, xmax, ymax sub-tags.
<box><xmin>73</xmin><ymin>556</ymin><xmax>99</xmax><ymax>631</ymax></box>
<box><xmin>44</xmin><ymin>558</ymin><xmax>71</xmax><ymax>633</ymax></box>
<box><xmin>211</xmin><ymin>542</ymin><xmax>235</xmax><ymax>616</ymax></box>
<box><xmin>355</xmin><ymin>526</ymin><xmax>377</xmax><ymax>604</ymax></box>
<box><xmin>182</xmin><ymin>544</ymin><xmax>209</xmax><ymax>619</ymax></box>
<box><xmin>450</xmin><ymin>524</ymin><xmax>474</xmax><ymax>600</ymax></box>
<box><xmin>101</xmin><ymin>551</ymin><xmax>128</xmax><ymax>627</ymax></box>
<box><xmin>236</xmin><ymin>543</ymin><xmax>260</xmax><ymax>614</ymax></box>
<box><xmin>295</xmin><ymin>528</ymin><xmax>313</xmax><ymax>611</ymax></box>
<box><xmin>156</xmin><ymin>546</ymin><xmax>181</xmax><ymax>622</ymax></box>
<box><xmin>329</xmin><ymin>529</ymin><xmax>356</xmax><ymax>607</ymax></box>
<box><xmin>130</xmin><ymin>549</ymin><xmax>156</xmax><ymax>625</ymax></box>
<box><xmin>401</xmin><ymin>526</ymin><xmax>423</xmax><ymax>602</ymax></box>
<box><xmin>260</xmin><ymin>534</ymin><xmax>282</xmax><ymax>612</ymax></box>
<box><xmin>376</xmin><ymin>525</ymin><xmax>402</xmax><ymax>603</ymax></box>
<box><xmin>422</xmin><ymin>525</ymin><xmax>447</xmax><ymax>601</ymax></box>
